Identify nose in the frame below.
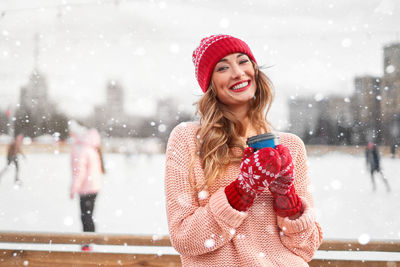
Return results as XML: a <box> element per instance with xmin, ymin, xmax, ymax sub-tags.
<box><xmin>231</xmin><ymin>63</ymin><xmax>244</xmax><ymax>79</ymax></box>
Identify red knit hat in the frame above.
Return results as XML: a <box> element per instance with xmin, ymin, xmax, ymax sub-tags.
<box><xmin>192</xmin><ymin>34</ymin><xmax>257</xmax><ymax>93</ymax></box>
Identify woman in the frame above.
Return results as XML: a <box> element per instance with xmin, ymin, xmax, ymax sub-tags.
<box><xmin>70</xmin><ymin>127</ymin><xmax>105</xmax><ymax>251</ymax></box>
<box><xmin>165</xmin><ymin>34</ymin><xmax>323</xmax><ymax>266</ymax></box>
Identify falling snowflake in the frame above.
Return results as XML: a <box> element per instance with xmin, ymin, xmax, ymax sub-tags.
<box><xmin>169</xmin><ymin>44</ymin><xmax>180</xmax><ymax>54</ymax></box>
<box><xmin>158</xmin><ymin>124</ymin><xmax>167</xmax><ymax>133</ymax></box>
<box><xmin>63</xmin><ymin>216</ymin><xmax>74</xmax><ymax>226</ymax></box>
<box><xmin>204</xmin><ymin>239</ymin><xmax>215</xmax><ymax>248</ymax></box>
<box><xmin>358</xmin><ymin>233</ymin><xmax>370</xmax><ymax>245</ymax></box>
<box><xmin>341</xmin><ymin>38</ymin><xmax>352</xmax><ymax>47</ymax></box>
<box><xmin>330</xmin><ymin>180</ymin><xmax>342</xmax><ymax>190</ymax></box>
<box><xmin>314</xmin><ymin>93</ymin><xmax>324</xmax><ymax>102</ymax></box>
<box><xmin>198</xmin><ymin>190</ymin><xmax>209</xmax><ymax>200</ymax></box>
<box><xmin>386</xmin><ymin>65</ymin><xmax>395</xmax><ymax>74</ymax></box>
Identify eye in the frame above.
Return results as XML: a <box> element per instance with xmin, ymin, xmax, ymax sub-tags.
<box><xmin>239</xmin><ymin>59</ymin><xmax>249</xmax><ymax>64</ymax></box>
<box><xmin>216</xmin><ymin>65</ymin><xmax>228</xmax><ymax>72</ymax></box>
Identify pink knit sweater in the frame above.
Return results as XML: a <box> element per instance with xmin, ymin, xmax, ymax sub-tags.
<box><xmin>165</xmin><ymin>122</ymin><xmax>323</xmax><ymax>266</ymax></box>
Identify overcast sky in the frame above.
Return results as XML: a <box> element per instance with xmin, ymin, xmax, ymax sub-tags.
<box><xmin>0</xmin><ymin>0</ymin><xmax>399</xmax><ymax>129</ymax></box>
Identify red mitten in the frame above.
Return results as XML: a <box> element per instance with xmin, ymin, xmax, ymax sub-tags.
<box><xmin>272</xmin><ymin>185</ymin><xmax>302</xmax><ymax>217</ymax></box>
<box><xmin>225</xmin><ymin>147</ymin><xmax>281</xmax><ymax>211</ymax></box>
<box><xmin>276</xmin><ymin>145</ymin><xmax>294</xmax><ymax>179</ymax></box>
<box><xmin>269</xmin><ymin>145</ymin><xmax>302</xmax><ymax>217</ymax></box>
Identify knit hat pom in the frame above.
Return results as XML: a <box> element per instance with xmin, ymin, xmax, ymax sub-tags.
<box><xmin>192</xmin><ymin>34</ymin><xmax>257</xmax><ymax>93</ymax></box>
<box><xmin>192</xmin><ymin>35</ymin><xmax>218</xmax><ymax>65</ymax></box>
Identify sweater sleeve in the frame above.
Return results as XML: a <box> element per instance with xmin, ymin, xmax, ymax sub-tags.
<box><xmin>165</xmin><ymin>123</ymin><xmax>248</xmax><ymax>256</ymax></box>
<box><xmin>277</xmin><ymin>134</ymin><xmax>323</xmax><ymax>262</ymax></box>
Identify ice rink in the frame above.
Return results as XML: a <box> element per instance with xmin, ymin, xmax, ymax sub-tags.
<box><xmin>0</xmin><ymin>150</ymin><xmax>399</xmax><ymax>242</ymax></box>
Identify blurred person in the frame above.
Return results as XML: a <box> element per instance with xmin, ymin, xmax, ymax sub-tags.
<box><xmin>365</xmin><ymin>141</ymin><xmax>390</xmax><ymax>192</ymax></box>
<box><xmin>0</xmin><ymin>134</ymin><xmax>25</xmax><ymax>185</ymax></box>
<box><xmin>390</xmin><ymin>143</ymin><xmax>397</xmax><ymax>159</ymax></box>
<box><xmin>165</xmin><ymin>35</ymin><xmax>323</xmax><ymax>266</ymax></box>
<box><xmin>69</xmin><ymin>123</ymin><xmax>105</xmax><ymax>252</ymax></box>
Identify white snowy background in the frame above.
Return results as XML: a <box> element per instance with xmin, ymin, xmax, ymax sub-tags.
<box><xmin>1</xmin><ymin>0</ymin><xmax>400</xmax><ymax>260</ymax></box>
<box><xmin>1</xmin><ymin>0</ymin><xmax>400</xmax><ymax>129</ymax></box>
<box><xmin>0</xmin><ymin>150</ymin><xmax>398</xmax><ymax>242</ymax></box>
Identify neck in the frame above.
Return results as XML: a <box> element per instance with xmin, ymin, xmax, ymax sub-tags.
<box><xmin>241</xmin><ymin>114</ymin><xmax>269</xmax><ymax>139</ymax></box>
<box><xmin>244</xmin><ymin>120</ymin><xmax>258</xmax><ymax>138</ymax></box>
<box><xmin>227</xmin><ymin>103</ymin><xmax>267</xmax><ymax>138</ymax></box>
<box><xmin>239</xmin><ymin>115</ymin><xmax>258</xmax><ymax>139</ymax></box>
<box><xmin>228</xmin><ymin>104</ymin><xmax>251</xmax><ymax>136</ymax></box>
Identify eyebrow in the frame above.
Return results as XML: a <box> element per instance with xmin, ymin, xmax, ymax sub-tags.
<box><xmin>217</xmin><ymin>53</ymin><xmax>246</xmax><ymax>63</ymax></box>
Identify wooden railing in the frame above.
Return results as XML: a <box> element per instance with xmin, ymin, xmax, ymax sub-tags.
<box><xmin>0</xmin><ymin>232</ymin><xmax>399</xmax><ymax>266</ymax></box>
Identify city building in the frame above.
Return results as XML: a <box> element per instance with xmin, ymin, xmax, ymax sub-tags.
<box><xmin>287</xmin><ymin>96</ymin><xmax>319</xmax><ymax>140</ymax></box>
<box><xmin>353</xmin><ymin>75</ymin><xmax>382</xmax><ymax>142</ymax></box>
<box><xmin>93</xmin><ymin>80</ymin><xmax>129</xmax><ymax>136</ymax></box>
<box><xmin>288</xmin><ymin>42</ymin><xmax>400</xmax><ymax>145</ymax></box>
<box><xmin>381</xmin><ymin>43</ymin><xmax>400</xmax><ymax>144</ymax></box>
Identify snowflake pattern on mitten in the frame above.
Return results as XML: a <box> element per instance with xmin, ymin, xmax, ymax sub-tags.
<box><xmin>269</xmin><ymin>145</ymin><xmax>295</xmax><ymax>195</ymax></box>
<box><xmin>237</xmin><ymin>148</ymin><xmax>281</xmax><ymax>195</ymax></box>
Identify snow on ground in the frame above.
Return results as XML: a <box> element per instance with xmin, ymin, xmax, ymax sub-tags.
<box><xmin>0</xmin><ymin>151</ymin><xmax>399</xmax><ymax>242</ymax></box>
<box><xmin>309</xmin><ymin>152</ymin><xmax>400</xmax><ymax>241</ymax></box>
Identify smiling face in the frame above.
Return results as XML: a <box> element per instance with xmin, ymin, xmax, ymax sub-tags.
<box><xmin>211</xmin><ymin>53</ymin><xmax>256</xmax><ymax>112</ymax></box>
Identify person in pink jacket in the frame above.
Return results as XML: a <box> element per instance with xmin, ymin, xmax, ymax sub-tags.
<box><xmin>165</xmin><ymin>35</ymin><xmax>323</xmax><ymax>266</ymax></box>
<box><xmin>70</xmin><ymin>126</ymin><xmax>105</xmax><ymax>251</ymax></box>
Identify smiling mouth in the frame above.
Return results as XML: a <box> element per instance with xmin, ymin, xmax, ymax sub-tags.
<box><xmin>230</xmin><ymin>80</ymin><xmax>251</xmax><ymax>91</ymax></box>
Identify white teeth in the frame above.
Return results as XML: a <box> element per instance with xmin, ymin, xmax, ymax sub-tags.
<box><xmin>232</xmin><ymin>81</ymin><xmax>249</xmax><ymax>90</ymax></box>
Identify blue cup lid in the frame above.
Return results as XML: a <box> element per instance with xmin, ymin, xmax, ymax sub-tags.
<box><xmin>246</xmin><ymin>133</ymin><xmax>279</xmax><ymax>146</ymax></box>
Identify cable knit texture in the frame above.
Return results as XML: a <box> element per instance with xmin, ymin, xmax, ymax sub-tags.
<box><xmin>165</xmin><ymin>122</ymin><xmax>323</xmax><ymax>267</ymax></box>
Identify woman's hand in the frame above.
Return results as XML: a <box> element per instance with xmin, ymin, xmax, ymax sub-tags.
<box><xmin>268</xmin><ymin>145</ymin><xmax>302</xmax><ymax>218</ymax></box>
<box><xmin>225</xmin><ymin>147</ymin><xmax>281</xmax><ymax>211</ymax></box>
<box><xmin>238</xmin><ymin>147</ymin><xmax>282</xmax><ymax>195</ymax></box>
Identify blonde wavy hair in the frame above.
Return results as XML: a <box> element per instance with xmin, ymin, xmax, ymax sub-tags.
<box><xmin>195</xmin><ymin>61</ymin><xmax>274</xmax><ymax>189</ymax></box>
